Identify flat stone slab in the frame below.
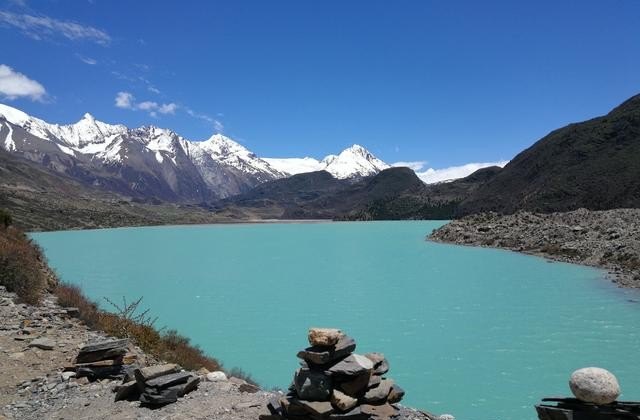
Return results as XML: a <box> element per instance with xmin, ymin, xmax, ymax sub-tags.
<box><xmin>328</xmin><ymin>354</ymin><xmax>373</xmax><ymax>377</ymax></box>
<box><xmin>298</xmin><ymin>335</ymin><xmax>357</xmax><ymax>365</ymax></box>
<box><xmin>362</xmin><ymin>378</ymin><xmax>394</xmax><ymax>403</ymax></box>
<box><xmin>134</xmin><ymin>363</ymin><xmax>180</xmax><ymax>384</ymax></box>
<box><xmin>76</xmin><ymin>339</ymin><xmax>129</xmax><ymax>363</ymax></box>
<box><xmin>331</xmin><ymin>388</ymin><xmax>358</xmax><ymax>412</ymax></box>
<box><xmin>365</xmin><ymin>352</ymin><xmax>389</xmax><ymax>375</ymax></box>
<box><xmin>361</xmin><ymin>403</ymin><xmax>400</xmax><ymax>419</ymax></box>
<box><xmin>308</xmin><ymin>328</ymin><xmax>344</xmax><ymax>347</ymax></box>
<box><xmin>329</xmin><ymin>406</ymin><xmax>369</xmax><ymax>420</ymax></box>
<box><xmin>299</xmin><ymin>399</ymin><xmax>334</xmax><ymax>418</ymax></box>
<box><xmin>337</xmin><ymin>371</ymin><xmax>371</xmax><ymax>397</ymax></box>
<box><xmin>145</xmin><ymin>371</ymin><xmax>191</xmax><ymax>389</ymax></box>
<box><xmin>29</xmin><ymin>337</ymin><xmax>55</xmax><ymax>350</ymax></box>
<box><xmin>140</xmin><ymin>375</ymin><xmax>200</xmax><ymax>406</ymax></box>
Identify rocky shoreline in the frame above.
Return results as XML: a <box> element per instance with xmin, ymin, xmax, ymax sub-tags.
<box><xmin>429</xmin><ymin>208</ymin><xmax>640</xmax><ymax>288</ymax></box>
<box><xmin>0</xmin><ymin>286</ymin><xmax>444</xmax><ymax>420</ymax></box>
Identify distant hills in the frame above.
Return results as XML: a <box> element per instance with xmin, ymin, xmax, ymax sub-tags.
<box><xmin>456</xmin><ymin>94</ymin><xmax>640</xmax><ymax>215</ymax></box>
<box><xmin>219</xmin><ymin>166</ymin><xmax>500</xmax><ymax>220</ymax></box>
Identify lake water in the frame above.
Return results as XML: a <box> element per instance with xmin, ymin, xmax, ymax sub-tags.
<box><xmin>31</xmin><ymin>221</ymin><xmax>640</xmax><ymax>420</ymax></box>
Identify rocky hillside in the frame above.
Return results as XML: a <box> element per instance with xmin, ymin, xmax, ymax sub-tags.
<box><xmin>429</xmin><ymin>208</ymin><xmax>640</xmax><ymax>288</ymax></box>
<box><xmin>0</xmin><ymin>149</ymin><xmax>247</xmax><ymax>231</ymax></box>
<box><xmin>341</xmin><ymin>166</ymin><xmax>503</xmax><ymax>221</ymax></box>
<box><xmin>457</xmin><ymin>94</ymin><xmax>640</xmax><ymax>215</ymax></box>
<box><xmin>220</xmin><ymin>166</ymin><xmax>502</xmax><ymax>220</ymax></box>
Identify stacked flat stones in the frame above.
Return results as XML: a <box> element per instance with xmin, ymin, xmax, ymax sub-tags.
<box><xmin>66</xmin><ymin>338</ymin><xmax>137</xmax><ymax>381</ymax></box>
<box><xmin>265</xmin><ymin>328</ymin><xmax>405</xmax><ymax>420</ymax></box>
<box><xmin>114</xmin><ymin>363</ymin><xmax>200</xmax><ymax>406</ymax></box>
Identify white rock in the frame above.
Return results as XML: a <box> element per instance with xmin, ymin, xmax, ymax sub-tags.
<box><xmin>206</xmin><ymin>371</ymin><xmax>228</xmax><ymax>382</ymax></box>
<box><xmin>61</xmin><ymin>371</ymin><xmax>76</xmax><ymax>381</ymax></box>
<box><xmin>569</xmin><ymin>367</ymin><xmax>620</xmax><ymax>404</ymax></box>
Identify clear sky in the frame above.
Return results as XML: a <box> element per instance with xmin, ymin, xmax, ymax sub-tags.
<box><xmin>1</xmin><ymin>0</ymin><xmax>639</xmax><ymax>170</ymax></box>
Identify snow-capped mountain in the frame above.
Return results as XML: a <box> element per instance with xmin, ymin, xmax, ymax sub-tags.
<box><xmin>0</xmin><ymin>104</ymin><xmax>390</xmax><ymax>201</ymax></box>
<box><xmin>264</xmin><ymin>144</ymin><xmax>390</xmax><ymax>179</ymax></box>
<box><xmin>0</xmin><ymin>103</ymin><xmax>283</xmax><ymax>200</ymax></box>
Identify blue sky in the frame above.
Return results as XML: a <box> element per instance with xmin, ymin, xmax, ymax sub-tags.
<box><xmin>1</xmin><ymin>0</ymin><xmax>639</xmax><ymax>170</ymax></box>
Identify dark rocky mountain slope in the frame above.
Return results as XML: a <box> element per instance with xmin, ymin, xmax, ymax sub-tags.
<box><xmin>457</xmin><ymin>94</ymin><xmax>640</xmax><ymax>215</ymax></box>
<box><xmin>220</xmin><ymin>166</ymin><xmax>501</xmax><ymax>220</ymax></box>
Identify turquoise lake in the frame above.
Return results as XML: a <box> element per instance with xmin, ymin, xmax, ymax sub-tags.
<box><xmin>31</xmin><ymin>221</ymin><xmax>640</xmax><ymax>420</ymax></box>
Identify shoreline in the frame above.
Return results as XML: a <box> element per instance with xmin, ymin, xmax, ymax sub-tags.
<box><xmin>428</xmin><ymin>208</ymin><xmax>640</xmax><ymax>289</ymax></box>
<box><xmin>27</xmin><ymin>218</ymin><xmax>336</xmax><ymax>234</ymax></box>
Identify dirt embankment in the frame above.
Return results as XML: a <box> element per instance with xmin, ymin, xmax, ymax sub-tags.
<box><xmin>429</xmin><ymin>208</ymin><xmax>640</xmax><ymax>288</ymax></box>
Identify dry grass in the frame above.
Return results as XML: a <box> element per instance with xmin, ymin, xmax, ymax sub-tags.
<box><xmin>54</xmin><ymin>283</ymin><xmax>222</xmax><ymax>372</ymax></box>
<box><xmin>0</xmin><ymin>210</ymin><xmax>245</xmax><ymax>379</ymax></box>
<box><xmin>0</xmin><ymin>225</ymin><xmax>48</xmax><ymax>304</ymax></box>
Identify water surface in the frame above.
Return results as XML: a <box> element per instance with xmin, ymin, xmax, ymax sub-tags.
<box><xmin>32</xmin><ymin>221</ymin><xmax>640</xmax><ymax>420</ymax></box>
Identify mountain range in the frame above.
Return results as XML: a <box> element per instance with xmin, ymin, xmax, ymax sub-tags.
<box><xmin>0</xmin><ymin>103</ymin><xmax>390</xmax><ymax>201</ymax></box>
<box><xmin>2</xmin><ymin>92</ymin><xmax>639</xmax><ymax>230</ymax></box>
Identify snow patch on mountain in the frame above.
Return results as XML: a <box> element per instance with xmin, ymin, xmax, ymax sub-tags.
<box><xmin>191</xmin><ymin>134</ymin><xmax>284</xmax><ymax>178</ymax></box>
<box><xmin>263</xmin><ymin>157</ymin><xmax>324</xmax><ymax>175</ymax></box>
<box><xmin>266</xmin><ymin>144</ymin><xmax>389</xmax><ymax>179</ymax></box>
<box><xmin>411</xmin><ymin>161</ymin><xmax>509</xmax><ymax>184</ymax></box>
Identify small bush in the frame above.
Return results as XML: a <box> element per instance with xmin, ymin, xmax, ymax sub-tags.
<box><xmin>53</xmin><ymin>282</ymin><xmax>223</xmax><ymax>372</ymax></box>
<box><xmin>159</xmin><ymin>329</ymin><xmax>221</xmax><ymax>372</ymax></box>
<box><xmin>228</xmin><ymin>367</ymin><xmax>259</xmax><ymax>386</ymax></box>
<box><xmin>0</xmin><ymin>227</ymin><xmax>46</xmax><ymax>304</ymax></box>
<box><xmin>55</xmin><ymin>283</ymin><xmax>101</xmax><ymax>328</ymax></box>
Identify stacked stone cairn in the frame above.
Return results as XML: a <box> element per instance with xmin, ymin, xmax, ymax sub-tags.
<box><xmin>65</xmin><ymin>338</ymin><xmax>136</xmax><ymax>381</ymax></box>
<box><xmin>114</xmin><ymin>363</ymin><xmax>201</xmax><ymax>406</ymax></box>
<box><xmin>64</xmin><ymin>338</ymin><xmax>199</xmax><ymax>407</ymax></box>
<box><xmin>264</xmin><ymin>328</ymin><xmax>405</xmax><ymax>420</ymax></box>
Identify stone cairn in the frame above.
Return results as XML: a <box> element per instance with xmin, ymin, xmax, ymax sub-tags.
<box><xmin>263</xmin><ymin>328</ymin><xmax>405</xmax><ymax>420</ymax></box>
<box><xmin>65</xmin><ymin>338</ymin><xmax>136</xmax><ymax>381</ymax></box>
<box><xmin>65</xmin><ymin>338</ymin><xmax>200</xmax><ymax>407</ymax></box>
<box><xmin>116</xmin><ymin>363</ymin><xmax>201</xmax><ymax>406</ymax></box>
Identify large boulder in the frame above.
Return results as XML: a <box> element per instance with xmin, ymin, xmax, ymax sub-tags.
<box><xmin>569</xmin><ymin>367</ymin><xmax>620</xmax><ymax>404</ymax></box>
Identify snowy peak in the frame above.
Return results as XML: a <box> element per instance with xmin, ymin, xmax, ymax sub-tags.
<box><xmin>323</xmin><ymin>144</ymin><xmax>389</xmax><ymax>179</ymax></box>
<box><xmin>191</xmin><ymin>134</ymin><xmax>284</xmax><ymax>178</ymax></box>
<box><xmin>81</xmin><ymin>112</ymin><xmax>95</xmax><ymax>122</ymax></box>
<box><xmin>265</xmin><ymin>144</ymin><xmax>389</xmax><ymax>179</ymax></box>
<box><xmin>0</xmin><ymin>103</ymin><xmax>32</xmax><ymax>126</ymax></box>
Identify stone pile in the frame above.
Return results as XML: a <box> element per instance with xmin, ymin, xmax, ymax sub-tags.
<box><xmin>65</xmin><ymin>338</ymin><xmax>137</xmax><ymax>381</ymax></box>
<box><xmin>264</xmin><ymin>328</ymin><xmax>405</xmax><ymax>420</ymax></box>
<box><xmin>113</xmin><ymin>363</ymin><xmax>201</xmax><ymax>406</ymax></box>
